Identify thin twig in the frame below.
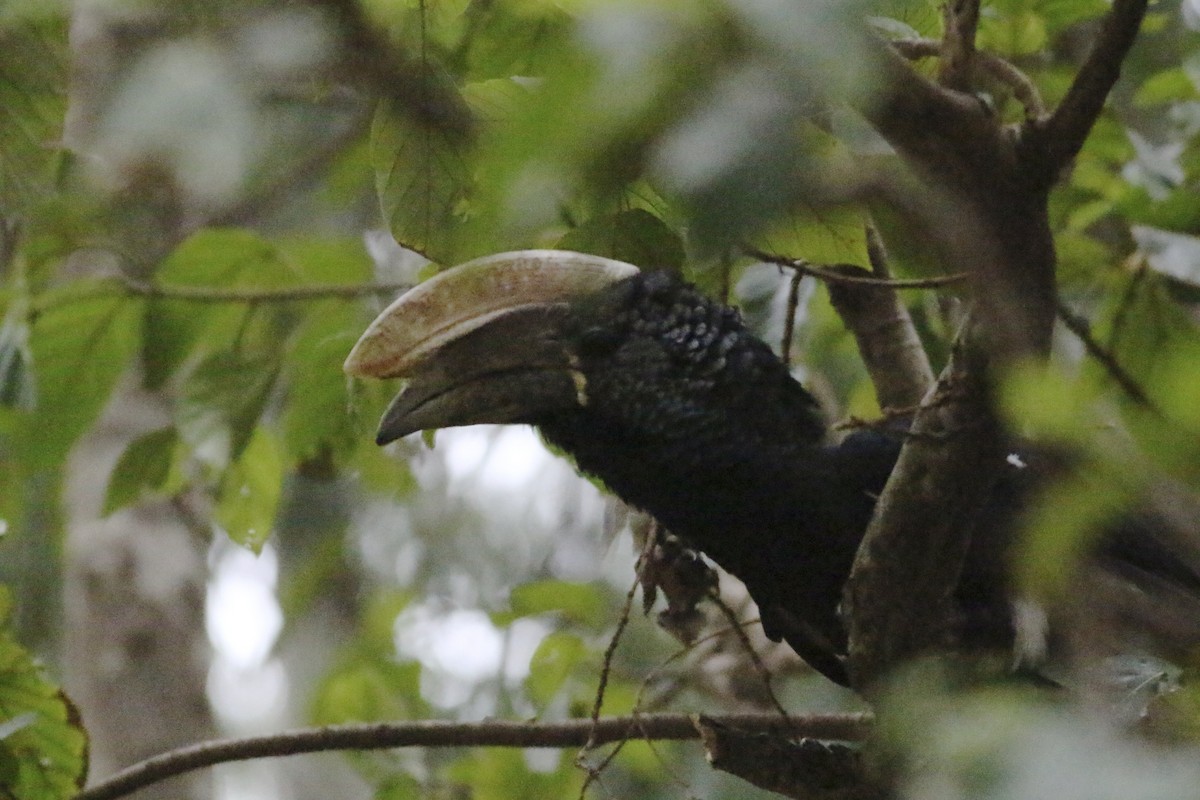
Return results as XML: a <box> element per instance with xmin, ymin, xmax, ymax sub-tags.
<box><xmin>1107</xmin><ymin>258</ymin><xmax>1148</xmax><ymax>352</ymax></box>
<box><xmin>781</xmin><ymin>268</ymin><xmax>805</xmax><ymax>365</ymax></box>
<box><xmin>746</xmin><ymin>247</ymin><xmax>968</xmax><ymax>290</ymax></box>
<box><xmin>708</xmin><ymin>591</ymin><xmax>792</xmax><ymax>722</ymax></box>
<box><xmin>75</xmin><ymin>714</ymin><xmax>873</xmax><ymax>800</ymax></box>
<box><xmin>577</xmin><ymin>532</ymin><xmax>658</xmax><ymax>794</ymax></box>
<box><xmin>1055</xmin><ymin>299</ymin><xmax>1156</xmax><ymax>410</ymax></box>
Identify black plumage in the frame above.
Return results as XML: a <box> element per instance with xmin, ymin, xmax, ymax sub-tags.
<box><xmin>346</xmin><ymin>251</ymin><xmax>1200</xmax><ymax>688</ymax></box>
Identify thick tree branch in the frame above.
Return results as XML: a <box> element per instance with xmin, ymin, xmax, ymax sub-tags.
<box><xmin>696</xmin><ymin>719</ymin><xmax>885</xmax><ymax>800</ymax></box>
<box><xmin>856</xmin><ymin>38</ymin><xmax>1001</xmax><ymax>179</ymax></box>
<box><xmin>75</xmin><ymin>714</ymin><xmax>872</xmax><ymax>800</ymax></box>
<box><xmin>850</xmin><ymin>38</ymin><xmax>1059</xmax><ymax>360</ymax></box>
<box><xmin>843</xmin><ymin>325</ymin><xmax>1004</xmax><ymax>691</ymax></box>
<box><xmin>1033</xmin><ymin>0</ymin><xmax>1148</xmax><ymax>176</ymax></box>
<box><xmin>936</xmin><ymin>0</ymin><xmax>981</xmax><ymax>92</ymax></box>
<box><xmin>825</xmin><ymin>223</ymin><xmax>935</xmax><ymax>412</ymax></box>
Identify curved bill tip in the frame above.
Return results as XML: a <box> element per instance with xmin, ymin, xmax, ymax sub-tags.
<box><xmin>343</xmin><ymin>249</ymin><xmax>639</xmax><ymax>380</ymax></box>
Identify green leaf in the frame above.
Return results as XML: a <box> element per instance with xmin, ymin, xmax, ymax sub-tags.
<box><xmin>1015</xmin><ymin>469</ymin><xmax>1136</xmax><ymax>599</ymax></box>
<box><xmin>866</xmin><ymin>0</ymin><xmax>942</xmax><ymax>40</ymax></box>
<box><xmin>371</xmin><ymin>98</ymin><xmax>475</xmax><ymax>263</ymax></box>
<box><xmin>282</xmin><ymin>303</ymin><xmax>365</xmax><ymax>464</ymax></box>
<box><xmin>978</xmin><ymin>9</ymin><xmax>1047</xmax><ymax>56</ymax></box>
<box><xmin>312</xmin><ymin>658</ymin><xmax>426</xmax><ymax>724</ymax></box>
<box><xmin>103</xmin><ymin>427</ymin><xmax>179</xmax><ymax>516</ymax></box>
<box><xmin>216</xmin><ymin>426</ymin><xmax>283</xmax><ymax>552</ymax></box>
<box><xmin>461</xmin><ymin>0</ymin><xmax>574</xmax><ymax>81</ymax></box>
<box><xmin>1000</xmin><ymin>363</ymin><xmax>1093</xmax><ymax>442</ymax></box>
<box><xmin>144</xmin><ymin>228</ymin><xmax>300</xmax><ymax>387</ymax></box>
<box><xmin>557</xmin><ymin>209</ymin><xmax>685</xmax><ymax>270</ymax></box>
<box><xmin>177</xmin><ymin>350</ymin><xmax>279</xmax><ymax>469</ymax></box>
<box><xmin>0</xmin><ymin>587</ymin><xmax>88</xmax><ymax>800</ymax></box>
<box><xmin>274</xmin><ymin>236</ymin><xmax>374</xmax><ymax>286</ymax></box>
<box><xmin>1036</xmin><ymin>0</ymin><xmax>1109</xmax><ymax>31</ymax></box>
<box><xmin>374</xmin><ymin>774</ymin><xmax>424</xmax><ymax>800</ymax></box>
<box><xmin>0</xmin><ymin>14</ymin><xmax>69</xmax><ymax>210</ymax></box>
<box><xmin>753</xmin><ymin>203</ymin><xmax>870</xmax><ymax>267</ymax></box>
<box><xmin>27</xmin><ymin>288</ymin><xmax>142</xmax><ymax>470</ymax></box>
<box><xmin>1133</xmin><ymin>67</ymin><xmax>1200</xmax><ymax>107</ymax></box>
<box><xmin>1120</xmin><ymin>186</ymin><xmax>1200</xmax><ymax>232</ymax></box>
<box><xmin>448</xmin><ymin>747</ymin><xmax>577</xmax><ymax>800</ymax></box>
<box><xmin>525</xmin><ymin>631</ymin><xmax>587</xmax><ymax>706</ymax></box>
<box><xmin>509</xmin><ymin>580</ymin><xmax>608</xmax><ymax>628</ymax></box>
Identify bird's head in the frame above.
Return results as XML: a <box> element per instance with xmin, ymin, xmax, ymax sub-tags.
<box><xmin>344</xmin><ymin>250</ymin><xmax>826</xmax><ymax>454</ymax></box>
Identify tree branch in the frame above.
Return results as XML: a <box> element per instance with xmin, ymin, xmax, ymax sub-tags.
<box><xmin>856</xmin><ymin>36</ymin><xmax>1001</xmax><ymax>178</ymax></box>
<box><xmin>843</xmin><ymin>323</ymin><xmax>1004</xmax><ymax>691</ymax></box>
<box><xmin>1034</xmin><ymin>0</ymin><xmax>1148</xmax><ymax>176</ymax></box>
<box><xmin>1055</xmin><ymin>300</ymin><xmax>1156</xmax><ymax>410</ymax></box>
<box><xmin>826</xmin><ymin>221</ymin><xmax>935</xmax><ymax>412</ymax></box>
<box><xmin>745</xmin><ymin>248</ymin><xmax>968</xmax><ymax>290</ymax></box>
<box><xmin>75</xmin><ymin>714</ymin><xmax>872</xmax><ymax>800</ymax></box>
<box><xmin>891</xmin><ymin>38</ymin><xmax>1046</xmax><ymax>118</ymax></box>
<box><xmin>696</xmin><ymin>718</ymin><xmax>885</xmax><ymax>800</ymax></box>
<box><xmin>827</xmin><ymin>263</ymin><xmax>935</xmax><ymax>413</ymax></box>
<box><xmin>936</xmin><ymin>0</ymin><xmax>981</xmax><ymax>92</ymax></box>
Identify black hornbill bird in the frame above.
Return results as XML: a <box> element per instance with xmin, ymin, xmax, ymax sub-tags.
<box><xmin>345</xmin><ymin>250</ymin><xmax>1200</xmax><ymax>688</ymax></box>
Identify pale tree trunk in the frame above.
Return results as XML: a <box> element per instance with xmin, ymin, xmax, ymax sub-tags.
<box><xmin>63</xmin><ymin>382</ymin><xmax>215</xmax><ymax>800</ymax></box>
<box><xmin>61</xmin><ymin>4</ymin><xmax>217</xmax><ymax>797</ymax></box>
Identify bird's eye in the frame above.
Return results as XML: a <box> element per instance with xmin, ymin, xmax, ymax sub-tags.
<box><xmin>578</xmin><ymin>326</ymin><xmax>623</xmax><ymax>356</ymax></box>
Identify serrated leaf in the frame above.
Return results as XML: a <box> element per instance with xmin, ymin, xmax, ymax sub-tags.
<box><xmin>0</xmin><ymin>597</ymin><xmax>88</xmax><ymax>800</ymax></box>
<box><xmin>509</xmin><ymin>579</ymin><xmax>608</xmax><ymax>628</ymax></box>
<box><xmin>557</xmin><ymin>209</ymin><xmax>685</xmax><ymax>270</ymax></box>
<box><xmin>372</xmin><ymin>98</ymin><xmax>475</xmax><ymax>262</ymax></box>
<box><xmin>216</xmin><ymin>426</ymin><xmax>282</xmax><ymax>552</ymax></box>
<box><xmin>103</xmin><ymin>427</ymin><xmax>179</xmax><ymax>516</ymax></box>
<box><xmin>177</xmin><ymin>351</ymin><xmax>279</xmax><ymax>469</ymax></box>
<box><xmin>753</xmin><ymin>203</ymin><xmax>870</xmax><ymax>267</ymax></box>
<box><xmin>26</xmin><ymin>288</ymin><xmax>141</xmax><ymax>470</ymax></box>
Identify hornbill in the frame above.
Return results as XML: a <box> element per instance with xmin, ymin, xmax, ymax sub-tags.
<box><xmin>345</xmin><ymin>250</ymin><xmax>1200</xmax><ymax>688</ymax></box>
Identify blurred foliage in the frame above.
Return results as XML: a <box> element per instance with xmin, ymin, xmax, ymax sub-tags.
<box><xmin>0</xmin><ymin>0</ymin><xmax>1194</xmax><ymax>799</ymax></box>
<box><xmin>0</xmin><ymin>588</ymin><xmax>87</xmax><ymax>800</ymax></box>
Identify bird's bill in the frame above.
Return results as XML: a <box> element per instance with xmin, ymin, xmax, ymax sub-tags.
<box><xmin>344</xmin><ymin>250</ymin><xmax>638</xmax><ymax>444</ymax></box>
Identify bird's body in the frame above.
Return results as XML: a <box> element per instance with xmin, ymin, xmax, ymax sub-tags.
<box><xmin>345</xmin><ymin>251</ymin><xmax>1200</xmax><ymax>688</ymax></box>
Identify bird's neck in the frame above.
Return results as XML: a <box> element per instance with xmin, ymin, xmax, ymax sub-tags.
<box><xmin>537</xmin><ymin>414</ymin><xmax>897</xmax><ymax>570</ymax></box>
